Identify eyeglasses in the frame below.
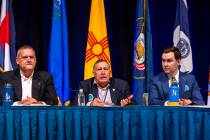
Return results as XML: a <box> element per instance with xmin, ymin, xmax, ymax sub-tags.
<box><xmin>95</xmin><ymin>67</ymin><xmax>110</xmax><ymax>71</ymax></box>
<box><xmin>18</xmin><ymin>56</ymin><xmax>36</xmax><ymax>60</ymax></box>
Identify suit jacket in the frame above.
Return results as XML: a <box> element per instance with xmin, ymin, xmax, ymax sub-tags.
<box><xmin>74</xmin><ymin>77</ymin><xmax>133</xmax><ymax>105</ymax></box>
<box><xmin>149</xmin><ymin>72</ymin><xmax>205</xmax><ymax>106</ymax></box>
<box><xmin>0</xmin><ymin>69</ymin><xmax>58</xmax><ymax>105</ymax></box>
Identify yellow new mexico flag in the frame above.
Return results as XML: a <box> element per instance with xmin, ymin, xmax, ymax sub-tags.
<box><xmin>84</xmin><ymin>0</ymin><xmax>111</xmax><ymax>80</ymax></box>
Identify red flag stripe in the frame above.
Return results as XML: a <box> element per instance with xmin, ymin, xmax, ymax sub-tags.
<box><xmin>0</xmin><ymin>12</ymin><xmax>11</xmax><ymax>48</ymax></box>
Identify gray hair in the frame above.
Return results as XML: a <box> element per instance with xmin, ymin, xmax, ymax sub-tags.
<box><xmin>93</xmin><ymin>59</ymin><xmax>110</xmax><ymax>72</ymax></box>
<box><xmin>17</xmin><ymin>45</ymin><xmax>36</xmax><ymax>58</ymax></box>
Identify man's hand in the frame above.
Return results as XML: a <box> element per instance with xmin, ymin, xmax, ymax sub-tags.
<box><xmin>179</xmin><ymin>98</ymin><xmax>192</xmax><ymax>106</ymax></box>
<box><xmin>18</xmin><ymin>97</ymin><xmax>43</xmax><ymax>105</ymax></box>
<box><xmin>90</xmin><ymin>98</ymin><xmax>106</xmax><ymax>106</ymax></box>
<box><xmin>120</xmin><ymin>95</ymin><xmax>133</xmax><ymax>106</ymax></box>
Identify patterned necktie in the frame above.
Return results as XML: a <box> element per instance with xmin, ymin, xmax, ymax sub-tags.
<box><xmin>170</xmin><ymin>77</ymin><xmax>177</xmax><ymax>85</ymax></box>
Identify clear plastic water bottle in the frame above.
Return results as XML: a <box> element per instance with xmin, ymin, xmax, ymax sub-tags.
<box><xmin>2</xmin><ymin>83</ymin><xmax>14</xmax><ymax>106</ymax></box>
<box><xmin>78</xmin><ymin>89</ymin><xmax>85</xmax><ymax>106</ymax></box>
<box><xmin>168</xmin><ymin>82</ymin><xmax>180</xmax><ymax>106</ymax></box>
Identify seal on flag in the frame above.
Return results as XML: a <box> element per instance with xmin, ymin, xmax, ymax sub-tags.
<box><xmin>133</xmin><ymin>18</ymin><xmax>145</xmax><ymax>71</ymax></box>
<box><xmin>177</xmin><ymin>38</ymin><xmax>190</xmax><ymax>59</ymax></box>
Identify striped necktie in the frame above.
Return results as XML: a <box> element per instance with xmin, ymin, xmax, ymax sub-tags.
<box><xmin>170</xmin><ymin>77</ymin><xmax>177</xmax><ymax>85</ymax></box>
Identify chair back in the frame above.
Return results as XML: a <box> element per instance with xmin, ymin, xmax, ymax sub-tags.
<box><xmin>142</xmin><ymin>93</ymin><xmax>149</xmax><ymax>106</ymax></box>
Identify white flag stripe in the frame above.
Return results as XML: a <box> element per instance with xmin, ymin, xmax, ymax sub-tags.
<box><xmin>0</xmin><ymin>0</ymin><xmax>6</xmax><ymax>23</ymax></box>
<box><xmin>173</xmin><ymin>26</ymin><xmax>181</xmax><ymax>45</ymax></box>
<box><xmin>179</xmin><ymin>31</ymin><xmax>192</xmax><ymax>72</ymax></box>
<box><xmin>173</xmin><ymin>0</ymin><xmax>193</xmax><ymax>73</ymax></box>
<box><xmin>208</xmin><ymin>67</ymin><xmax>210</xmax><ymax>105</ymax></box>
<box><xmin>208</xmin><ymin>96</ymin><xmax>210</xmax><ymax>106</ymax></box>
<box><xmin>183</xmin><ymin>0</ymin><xmax>188</xmax><ymax>9</ymax></box>
<box><xmin>173</xmin><ymin>26</ymin><xmax>193</xmax><ymax>72</ymax></box>
<box><xmin>4</xmin><ymin>43</ymin><xmax>13</xmax><ymax>71</ymax></box>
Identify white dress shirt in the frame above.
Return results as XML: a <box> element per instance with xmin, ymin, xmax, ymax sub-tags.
<box><xmin>86</xmin><ymin>80</ymin><xmax>113</xmax><ymax>106</ymax></box>
<box><xmin>20</xmin><ymin>71</ymin><xmax>34</xmax><ymax>100</ymax></box>
<box><xmin>97</xmin><ymin>85</ymin><xmax>113</xmax><ymax>105</ymax></box>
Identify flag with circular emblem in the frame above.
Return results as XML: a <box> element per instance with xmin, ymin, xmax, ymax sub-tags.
<box><xmin>132</xmin><ymin>0</ymin><xmax>153</xmax><ymax>105</ymax></box>
<box><xmin>173</xmin><ymin>0</ymin><xmax>192</xmax><ymax>73</ymax></box>
<box><xmin>84</xmin><ymin>0</ymin><xmax>111</xmax><ymax>79</ymax></box>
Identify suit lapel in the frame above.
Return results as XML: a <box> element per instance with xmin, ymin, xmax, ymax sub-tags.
<box><xmin>162</xmin><ymin>74</ymin><xmax>169</xmax><ymax>96</ymax></box>
<box><xmin>91</xmin><ymin>85</ymin><xmax>98</xmax><ymax>98</ymax></box>
<box><xmin>109</xmin><ymin>78</ymin><xmax>117</xmax><ymax>105</ymax></box>
<box><xmin>32</xmin><ymin>72</ymin><xmax>41</xmax><ymax>99</ymax></box>
<box><xmin>89</xmin><ymin>78</ymin><xmax>98</xmax><ymax>99</ymax></box>
<box><xmin>179</xmin><ymin>72</ymin><xmax>185</xmax><ymax>98</ymax></box>
<box><xmin>13</xmin><ymin>70</ymin><xmax>22</xmax><ymax>100</ymax></box>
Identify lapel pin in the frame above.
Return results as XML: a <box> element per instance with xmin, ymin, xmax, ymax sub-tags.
<box><xmin>88</xmin><ymin>94</ymin><xmax>94</xmax><ymax>102</ymax></box>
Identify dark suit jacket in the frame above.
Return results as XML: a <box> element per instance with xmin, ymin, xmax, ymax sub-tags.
<box><xmin>0</xmin><ymin>69</ymin><xmax>58</xmax><ymax>105</ymax></box>
<box><xmin>149</xmin><ymin>72</ymin><xmax>205</xmax><ymax>106</ymax></box>
<box><xmin>73</xmin><ymin>77</ymin><xmax>133</xmax><ymax>105</ymax></box>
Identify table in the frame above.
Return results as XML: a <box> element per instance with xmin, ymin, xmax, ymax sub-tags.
<box><xmin>1</xmin><ymin>106</ymin><xmax>210</xmax><ymax>140</ymax></box>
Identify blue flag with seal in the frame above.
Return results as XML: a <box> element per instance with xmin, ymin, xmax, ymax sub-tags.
<box><xmin>0</xmin><ymin>0</ymin><xmax>17</xmax><ymax>72</ymax></box>
<box><xmin>173</xmin><ymin>0</ymin><xmax>193</xmax><ymax>73</ymax></box>
<box><xmin>132</xmin><ymin>0</ymin><xmax>153</xmax><ymax>105</ymax></box>
<box><xmin>48</xmin><ymin>0</ymin><xmax>70</xmax><ymax>106</ymax></box>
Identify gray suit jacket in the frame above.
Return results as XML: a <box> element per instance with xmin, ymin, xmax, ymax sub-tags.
<box><xmin>0</xmin><ymin>69</ymin><xmax>58</xmax><ymax>105</ymax></box>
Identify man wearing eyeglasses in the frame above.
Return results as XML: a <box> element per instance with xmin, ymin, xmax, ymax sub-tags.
<box><xmin>0</xmin><ymin>45</ymin><xmax>58</xmax><ymax>105</ymax></box>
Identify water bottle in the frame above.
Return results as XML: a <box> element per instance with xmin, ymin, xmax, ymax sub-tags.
<box><xmin>168</xmin><ymin>82</ymin><xmax>180</xmax><ymax>106</ymax></box>
<box><xmin>2</xmin><ymin>83</ymin><xmax>14</xmax><ymax>106</ymax></box>
<box><xmin>78</xmin><ymin>89</ymin><xmax>85</xmax><ymax>106</ymax></box>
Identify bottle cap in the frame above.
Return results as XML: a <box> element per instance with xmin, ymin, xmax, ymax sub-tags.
<box><xmin>5</xmin><ymin>83</ymin><xmax>13</xmax><ymax>87</ymax></box>
<box><xmin>79</xmin><ymin>89</ymin><xmax>83</xmax><ymax>93</ymax></box>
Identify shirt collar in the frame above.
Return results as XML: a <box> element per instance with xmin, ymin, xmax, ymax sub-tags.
<box><xmin>168</xmin><ymin>71</ymin><xmax>179</xmax><ymax>83</ymax></box>
<box><xmin>20</xmin><ymin>70</ymin><xmax>34</xmax><ymax>81</ymax></box>
<box><xmin>93</xmin><ymin>79</ymin><xmax>110</xmax><ymax>90</ymax></box>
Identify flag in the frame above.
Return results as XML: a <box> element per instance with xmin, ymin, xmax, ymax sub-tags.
<box><xmin>173</xmin><ymin>0</ymin><xmax>192</xmax><ymax>73</ymax></box>
<box><xmin>48</xmin><ymin>0</ymin><xmax>70</xmax><ymax>106</ymax></box>
<box><xmin>84</xmin><ymin>0</ymin><xmax>111</xmax><ymax>79</ymax></box>
<box><xmin>132</xmin><ymin>0</ymin><xmax>153</xmax><ymax>105</ymax></box>
<box><xmin>207</xmin><ymin>65</ymin><xmax>210</xmax><ymax>105</ymax></box>
<box><xmin>0</xmin><ymin>0</ymin><xmax>17</xmax><ymax>72</ymax></box>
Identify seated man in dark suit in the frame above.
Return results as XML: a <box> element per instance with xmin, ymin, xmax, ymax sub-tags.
<box><xmin>0</xmin><ymin>45</ymin><xmax>58</xmax><ymax>105</ymax></box>
<box><xmin>75</xmin><ymin>59</ymin><xmax>133</xmax><ymax>106</ymax></box>
<box><xmin>149</xmin><ymin>46</ymin><xmax>204</xmax><ymax>106</ymax></box>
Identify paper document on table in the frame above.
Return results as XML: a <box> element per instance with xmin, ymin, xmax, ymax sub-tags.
<box><xmin>185</xmin><ymin>105</ymin><xmax>210</xmax><ymax>108</ymax></box>
<box><xmin>12</xmin><ymin>101</ymin><xmax>50</xmax><ymax>106</ymax></box>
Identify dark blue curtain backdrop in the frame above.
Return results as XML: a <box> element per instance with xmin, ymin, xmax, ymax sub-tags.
<box><xmin>4</xmin><ymin>0</ymin><xmax>209</xmax><ymax>101</ymax></box>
